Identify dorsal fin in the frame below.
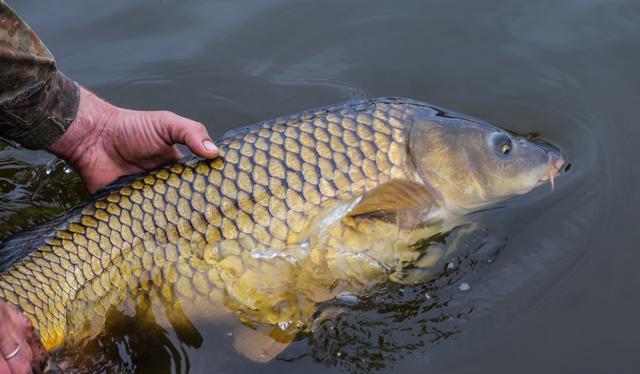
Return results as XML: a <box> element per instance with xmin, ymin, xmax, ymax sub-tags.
<box><xmin>348</xmin><ymin>179</ymin><xmax>437</xmax><ymax>217</ymax></box>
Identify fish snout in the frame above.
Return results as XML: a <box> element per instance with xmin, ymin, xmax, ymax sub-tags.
<box><xmin>548</xmin><ymin>151</ymin><xmax>565</xmax><ymax>178</ymax></box>
<box><xmin>539</xmin><ymin>151</ymin><xmax>567</xmax><ymax>188</ymax></box>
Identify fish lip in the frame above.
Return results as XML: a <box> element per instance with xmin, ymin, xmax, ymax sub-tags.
<box><xmin>537</xmin><ymin>150</ymin><xmax>566</xmax><ymax>187</ymax></box>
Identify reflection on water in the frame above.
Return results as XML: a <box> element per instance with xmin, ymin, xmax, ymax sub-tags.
<box><xmin>245</xmin><ymin>48</ymin><xmax>367</xmax><ymax>98</ymax></box>
<box><xmin>505</xmin><ymin>0</ymin><xmax>636</xmax><ymax>50</ymax></box>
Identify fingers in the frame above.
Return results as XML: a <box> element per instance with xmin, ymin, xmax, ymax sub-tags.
<box><xmin>0</xmin><ymin>320</ymin><xmax>32</xmax><ymax>373</ymax></box>
<box><xmin>0</xmin><ymin>303</ymin><xmax>33</xmax><ymax>373</ymax></box>
<box><xmin>154</xmin><ymin>111</ymin><xmax>219</xmax><ymax>159</ymax></box>
<box><xmin>0</xmin><ymin>358</ymin><xmax>11</xmax><ymax>374</ymax></box>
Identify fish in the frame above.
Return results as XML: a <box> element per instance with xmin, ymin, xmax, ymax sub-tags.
<box><xmin>0</xmin><ymin>97</ymin><xmax>564</xmax><ymax>362</ymax></box>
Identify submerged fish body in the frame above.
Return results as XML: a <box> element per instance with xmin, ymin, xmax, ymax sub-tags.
<box><xmin>0</xmin><ymin>98</ymin><xmax>563</xmax><ymax>360</ymax></box>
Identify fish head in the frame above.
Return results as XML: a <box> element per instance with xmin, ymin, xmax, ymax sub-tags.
<box><xmin>409</xmin><ymin>108</ymin><xmax>565</xmax><ymax>212</ymax></box>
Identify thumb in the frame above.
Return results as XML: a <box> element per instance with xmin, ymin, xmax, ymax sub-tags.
<box><xmin>155</xmin><ymin>111</ymin><xmax>219</xmax><ymax>159</ymax></box>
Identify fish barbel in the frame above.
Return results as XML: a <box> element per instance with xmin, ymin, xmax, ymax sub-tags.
<box><xmin>0</xmin><ymin>98</ymin><xmax>564</xmax><ymax>361</ymax></box>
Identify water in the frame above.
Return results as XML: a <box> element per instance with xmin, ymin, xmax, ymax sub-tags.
<box><xmin>3</xmin><ymin>0</ymin><xmax>640</xmax><ymax>372</ymax></box>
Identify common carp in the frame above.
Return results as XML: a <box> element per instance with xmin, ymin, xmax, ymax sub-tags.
<box><xmin>0</xmin><ymin>97</ymin><xmax>564</xmax><ymax>362</ymax></box>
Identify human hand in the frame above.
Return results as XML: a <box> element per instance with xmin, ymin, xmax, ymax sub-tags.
<box><xmin>48</xmin><ymin>87</ymin><xmax>220</xmax><ymax>194</ymax></box>
<box><xmin>0</xmin><ymin>301</ymin><xmax>47</xmax><ymax>373</ymax></box>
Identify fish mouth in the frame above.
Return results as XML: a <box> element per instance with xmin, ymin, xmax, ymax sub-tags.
<box><xmin>538</xmin><ymin>151</ymin><xmax>566</xmax><ymax>189</ymax></box>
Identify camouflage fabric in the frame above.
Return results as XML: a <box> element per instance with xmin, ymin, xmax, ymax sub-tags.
<box><xmin>0</xmin><ymin>1</ymin><xmax>79</xmax><ymax>150</ymax></box>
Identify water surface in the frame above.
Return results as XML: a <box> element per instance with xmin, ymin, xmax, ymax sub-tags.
<box><xmin>3</xmin><ymin>0</ymin><xmax>640</xmax><ymax>372</ymax></box>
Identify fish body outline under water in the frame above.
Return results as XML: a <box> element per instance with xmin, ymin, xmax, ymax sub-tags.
<box><xmin>0</xmin><ymin>97</ymin><xmax>564</xmax><ymax>362</ymax></box>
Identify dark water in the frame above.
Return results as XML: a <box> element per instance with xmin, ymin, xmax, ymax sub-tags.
<box><xmin>3</xmin><ymin>0</ymin><xmax>639</xmax><ymax>373</ymax></box>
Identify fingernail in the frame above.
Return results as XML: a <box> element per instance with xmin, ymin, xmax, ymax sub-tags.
<box><xmin>203</xmin><ymin>139</ymin><xmax>218</xmax><ymax>152</ymax></box>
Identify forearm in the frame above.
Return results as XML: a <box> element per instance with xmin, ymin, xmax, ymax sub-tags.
<box><xmin>0</xmin><ymin>1</ymin><xmax>218</xmax><ymax>194</ymax></box>
<box><xmin>0</xmin><ymin>1</ymin><xmax>79</xmax><ymax>150</ymax></box>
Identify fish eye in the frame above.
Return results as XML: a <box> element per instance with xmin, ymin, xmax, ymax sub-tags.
<box><xmin>492</xmin><ymin>133</ymin><xmax>513</xmax><ymax>156</ymax></box>
<box><xmin>500</xmin><ymin>143</ymin><xmax>511</xmax><ymax>155</ymax></box>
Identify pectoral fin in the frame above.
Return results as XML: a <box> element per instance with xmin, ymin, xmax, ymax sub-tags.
<box><xmin>232</xmin><ymin>326</ymin><xmax>294</xmax><ymax>363</ymax></box>
<box><xmin>348</xmin><ymin>179</ymin><xmax>437</xmax><ymax>218</ymax></box>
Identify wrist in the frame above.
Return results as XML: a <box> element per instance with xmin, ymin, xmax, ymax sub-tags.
<box><xmin>48</xmin><ymin>87</ymin><xmax>117</xmax><ymax>166</ymax></box>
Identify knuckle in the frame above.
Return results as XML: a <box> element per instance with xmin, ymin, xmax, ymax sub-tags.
<box><xmin>151</xmin><ymin>110</ymin><xmax>177</xmax><ymax>124</ymax></box>
<box><xmin>155</xmin><ymin>110</ymin><xmax>174</xmax><ymax>117</ymax></box>
<box><xmin>196</xmin><ymin>123</ymin><xmax>208</xmax><ymax>133</ymax></box>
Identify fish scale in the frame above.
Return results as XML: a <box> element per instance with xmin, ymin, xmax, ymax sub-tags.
<box><xmin>0</xmin><ymin>97</ymin><xmax>427</xmax><ymax>350</ymax></box>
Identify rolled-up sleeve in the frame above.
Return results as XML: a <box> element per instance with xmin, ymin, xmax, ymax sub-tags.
<box><xmin>0</xmin><ymin>1</ymin><xmax>79</xmax><ymax>150</ymax></box>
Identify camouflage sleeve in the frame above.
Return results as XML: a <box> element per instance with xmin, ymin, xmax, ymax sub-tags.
<box><xmin>0</xmin><ymin>1</ymin><xmax>79</xmax><ymax>150</ymax></box>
